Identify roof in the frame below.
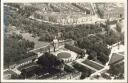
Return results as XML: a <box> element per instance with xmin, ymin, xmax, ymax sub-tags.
<box><xmin>17</xmin><ymin>62</ymin><xmax>38</xmax><ymax>71</ymax></box>
<box><xmin>21</xmin><ymin>65</ymin><xmax>39</xmax><ymax>72</ymax></box>
<box><xmin>108</xmin><ymin>53</ymin><xmax>124</xmax><ymax>65</ymax></box>
<box><xmin>118</xmin><ymin>52</ymin><xmax>124</xmax><ymax>55</ymax></box>
<box><xmin>17</xmin><ymin>55</ymin><xmax>37</xmax><ymax>65</ymax></box>
<box><xmin>82</xmin><ymin>59</ymin><xmax>104</xmax><ymax>70</ymax></box>
<box><xmin>4</xmin><ymin>70</ymin><xmax>17</xmax><ymax>75</ymax></box>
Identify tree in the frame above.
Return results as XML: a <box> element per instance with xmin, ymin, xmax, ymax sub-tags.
<box><xmin>4</xmin><ymin>34</ymin><xmax>35</xmax><ymax>68</ymax></box>
<box><xmin>88</xmin><ymin>50</ymin><xmax>97</xmax><ymax>61</ymax></box>
<box><xmin>116</xmin><ymin>20</ymin><xmax>124</xmax><ymax>44</ymax></box>
<box><xmin>37</xmin><ymin>52</ymin><xmax>64</xmax><ymax>68</ymax></box>
<box><xmin>116</xmin><ymin>21</ymin><xmax>122</xmax><ymax>33</ymax></box>
<box><xmin>77</xmin><ymin>35</ymin><xmax>110</xmax><ymax>65</ymax></box>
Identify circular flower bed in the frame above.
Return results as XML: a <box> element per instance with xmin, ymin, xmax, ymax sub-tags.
<box><xmin>57</xmin><ymin>52</ymin><xmax>71</xmax><ymax>59</ymax></box>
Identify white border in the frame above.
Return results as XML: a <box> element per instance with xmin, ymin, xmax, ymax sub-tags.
<box><xmin>2</xmin><ymin>0</ymin><xmax>125</xmax><ymax>3</ymax></box>
<box><xmin>1</xmin><ymin>0</ymin><xmax>127</xmax><ymax>82</ymax></box>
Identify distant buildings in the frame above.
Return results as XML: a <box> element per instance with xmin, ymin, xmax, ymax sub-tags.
<box><xmin>96</xmin><ymin>3</ymin><xmax>124</xmax><ymax>20</ymax></box>
<box><xmin>30</xmin><ymin>3</ymin><xmax>99</xmax><ymax>25</ymax></box>
<box><xmin>32</xmin><ymin>11</ymin><xmax>98</xmax><ymax>25</ymax></box>
<box><xmin>103</xmin><ymin>8</ymin><xmax>124</xmax><ymax>20</ymax></box>
<box><xmin>56</xmin><ymin>15</ymin><xmax>98</xmax><ymax>25</ymax></box>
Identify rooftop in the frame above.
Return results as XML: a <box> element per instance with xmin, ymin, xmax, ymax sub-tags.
<box><xmin>108</xmin><ymin>53</ymin><xmax>124</xmax><ymax>65</ymax></box>
<box><xmin>21</xmin><ymin>65</ymin><xmax>40</xmax><ymax>73</ymax></box>
<box><xmin>118</xmin><ymin>52</ymin><xmax>124</xmax><ymax>55</ymax></box>
<box><xmin>4</xmin><ymin>70</ymin><xmax>17</xmax><ymax>75</ymax></box>
<box><xmin>17</xmin><ymin>62</ymin><xmax>38</xmax><ymax>71</ymax></box>
<box><xmin>17</xmin><ymin>55</ymin><xmax>37</xmax><ymax>65</ymax></box>
<box><xmin>82</xmin><ymin>59</ymin><xmax>104</xmax><ymax>70</ymax></box>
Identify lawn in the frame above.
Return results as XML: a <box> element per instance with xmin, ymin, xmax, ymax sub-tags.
<box><xmin>57</xmin><ymin>52</ymin><xmax>71</xmax><ymax>59</ymax></box>
<box><xmin>21</xmin><ymin>32</ymin><xmax>49</xmax><ymax>49</ymax></box>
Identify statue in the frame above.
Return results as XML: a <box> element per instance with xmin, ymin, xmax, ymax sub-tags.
<box><xmin>53</xmin><ymin>36</ymin><xmax>59</xmax><ymax>52</ymax></box>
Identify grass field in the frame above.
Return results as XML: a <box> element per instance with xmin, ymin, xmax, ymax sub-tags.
<box><xmin>21</xmin><ymin>32</ymin><xmax>49</xmax><ymax>49</ymax></box>
<box><xmin>57</xmin><ymin>52</ymin><xmax>71</xmax><ymax>59</ymax></box>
